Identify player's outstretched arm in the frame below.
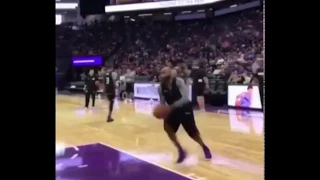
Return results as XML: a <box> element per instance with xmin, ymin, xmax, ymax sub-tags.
<box><xmin>171</xmin><ymin>78</ymin><xmax>189</xmax><ymax>109</ymax></box>
<box><xmin>158</xmin><ymin>86</ymin><xmax>166</xmax><ymax>105</ymax></box>
<box><xmin>112</xmin><ymin>71</ymin><xmax>118</xmax><ymax>86</ymax></box>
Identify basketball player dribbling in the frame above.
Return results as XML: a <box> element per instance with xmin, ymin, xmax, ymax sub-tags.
<box><xmin>103</xmin><ymin>65</ymin><xmax>117</xmax><ymax>122</ymax></box>
<box><xmin>158</xmin><ymin>67</ymin><xmax>212</xmax><ymax>163</ymax></box>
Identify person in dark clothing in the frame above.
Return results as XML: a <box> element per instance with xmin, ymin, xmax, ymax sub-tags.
<box><xmin>84</xmin><ymin>69</ymin><xmax>98</xmax><ymax>108</ymax></box>
<box><xmin>158</xmin><ymin>67</ymin><xmax>212</xmax><ymax>164</ymax></box>
<box><xmin>236</xmin><ymin>75</ymin><xmax>245</xmax><ymax>84</ymax></box>
<box><xmin>257</xmin><ymin>68</ymin><xmax>264</xmax><ymax>108</ymax></box>
<box><xmin>250</xmin><ymin>67</ymin><xmax>264</xmax><ymax>108</ymax></box>
<box><xmin>102</xmin><ymin>66</ymin><xmax>118</xmax><ymax>122</ymax></box>
<box><xmin>190</xmin><ymin>63</ymin><xmax>209</xmax><ymax>111</ymax></box>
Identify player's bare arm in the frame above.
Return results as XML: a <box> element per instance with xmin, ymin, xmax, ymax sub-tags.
<box><xmin>171</xmin><ymin>77</ymin><xmax>189</xmax><ymax>109</ymax></box>
<box><xmin>158</xmin><ymin>85</ymin><xmax>166</xmax><ymax>105</ymax></box>
<box><xmin>112</xmin><ymin>71</ymin><xmax>118</xmax><ymax>87</ymax></box>
<box><xmin>203</xmin><ymin>76</ymin><xmax>209</xmax><ymax>89</ymax></box>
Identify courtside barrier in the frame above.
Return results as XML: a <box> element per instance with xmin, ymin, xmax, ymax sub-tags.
<box><xmin>64</xmin><ymin>79</ymin><xmax>262</xmax><ymax>110</ymax></box>
<box><xmin>133</xmin><ymin>82</ymin><xmax>261</xmax><ymax>110</ymax></box>
<box><xmin>134</xmin><ymin>83</ymin><xmax>192</xmax><ymax>100</ymax></box>
<box><xmin>227</xmin><ymin>84</ymin><xmax>262</xmax><ymax>110</ymax></box>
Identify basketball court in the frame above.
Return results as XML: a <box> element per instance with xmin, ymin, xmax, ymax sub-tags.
<box><xmin>56</xmin><ymin>94</ymin><xmax>264</xmax><ymax>180</ymax></box>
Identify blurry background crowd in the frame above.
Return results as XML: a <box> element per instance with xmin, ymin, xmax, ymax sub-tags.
<box><xmin>56</xmin><ymin>5</ymin><xmax>264</xmax><ymax>85</ymax></box>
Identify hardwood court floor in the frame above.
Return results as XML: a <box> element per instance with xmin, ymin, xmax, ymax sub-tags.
<box><xmin>56</xmin><ymin>95</ymin><xmax>264</xmax><ymax>180</ymax></box>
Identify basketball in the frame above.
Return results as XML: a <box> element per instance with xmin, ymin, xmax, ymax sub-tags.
<box><xmin>153</xmin><ymin>104</ymin><xmax>170</xmax><ymax>119</ymax></box>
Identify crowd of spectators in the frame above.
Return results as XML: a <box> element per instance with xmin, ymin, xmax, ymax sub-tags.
<box><xmin>56</xmin><ymin>7</ymin><xmax>264</xmax><ymax>85</ymax></box>
<box><xmin>56</xmin><ymin>22</ymin><xmax>124</xmax><ymax>59</ymax></box>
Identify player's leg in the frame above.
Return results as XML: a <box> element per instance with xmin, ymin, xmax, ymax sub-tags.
<box><xmin>259</xmin><ymin>80</ymin><xmax>263</xmax><ymax>107</ymax></box>
<box><xmin>126</xmin><ymin>83</ymin><xmax>133</xmax><ymax>102</ymax></box>
<box><xmin>125</xmin><ymin>83</ymin><xmax>130</xmax><ymax>102</ymax></box>
<box><xmin>164</xmin><ymin>112</ymin><xmax>186</xmax><ymax>163</ymax></box>
<box><xmin>107</xmin><ymin>94</ymin><xmax>115</xmax><ymax>122</ymax></box>
<box><xmin>181</xmin><ymin>109</ymin><xmax>212</xmax><ymax>160</ymax></box>
<box><xmin>85</xmin><ymin>91</ymin><xmax>90</xmax><ymax>108</ymax></box>
<box><xmin>91</xmin><ymin>91</ymin><xmax>96</xmax><ymax>107</ymax></box>
<box><xmin>196</xmin><ymin>85</ymin><xmax>205</xmax><ymax>111</ymax></box>
<box><xmin>129</xmin><ymin>83</ymin><xmax>134</xmax><ymax>102</ymax></box>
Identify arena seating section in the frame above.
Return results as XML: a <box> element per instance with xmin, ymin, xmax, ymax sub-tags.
<box><xmin>56</xmin><ymin>8</ymin><xmax>263</xmax><ymax>84</ymax></box>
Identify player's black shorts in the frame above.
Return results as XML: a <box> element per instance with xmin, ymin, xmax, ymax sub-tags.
<box><xmin>106</xmin><ymin>93</ymin><xmax>115</xmax><ymax>101</ymax></box>
<box><xmin>193</xmin><ymin>83</ymin><xmax>205</xmax><ymax>96</ymax></box>
<box><xmin>164</xmin><ymin>106</ymin><xmax>199</xmax><ymax>136</ymax></box>
<box><xmin>126</xmin><ymin>82</ymin><xmax>134</xmax><ymax>93</ymax></box>
<box><xmin>86</xmin><ymin>89</ymin><xmax>97</xmax><ymax>94</ymax></box>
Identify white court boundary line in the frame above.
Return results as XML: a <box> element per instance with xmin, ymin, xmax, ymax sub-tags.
<box><xmin>59</xmin><ymin>143</ymin><xmax>203</xmax><ymax>179</ymax></box>
<box><xmin>56</xmin><ymin>143</ymin><xmax>92</xmax><ymax>169</ymax></box>
<box><xmin>98</xmin><ymin>142</ymin><xmax>196</xmax><ymax>180</ymax></box>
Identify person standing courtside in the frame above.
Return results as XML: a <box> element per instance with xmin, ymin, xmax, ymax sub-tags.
<box><xmin>251</xmin><ymin>55</ymin><xmax>264</xmax><ymax>108</ymax></box>
<box><xmin>190</xmin><ymin>62</ymin><xmax>209</xmax><ymax>111</ymax></box>
<box><xmin>103</xmin><ymin>65</ymin><xmax>118</xmax><ymax>122</ymax></box>
<box><xmin>174</xmin><ymin>64</ymin><xmax>192</xmax><ymax>85</ymax></box>
<box><xmin>124</xmin><ymin>69</ymin><xmax>135</xmax><ymax>102</ymax></box>
<box><xmin>84</xmin><ymin>69</ymin><xmax>98</xmax><ymax>108</ymax></box>
<box><xmin>158</xmin><ymin>67</ymin><xmax>212</xmax><ymax>163</ymax></box>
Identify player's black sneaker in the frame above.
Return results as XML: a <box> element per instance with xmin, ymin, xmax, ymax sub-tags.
<box><xmin>107</xmin><ymin>117</ymin><xmax>114</xmax><ymax>123</ymax></box>
<box><xmin>203</xmin><ymin>145</ymin><xmax>212</xmax><ymax>160</ymax></box>
<box><xmin>176</xmin><ymin>149</ymin><xmax>187</xmax><ymax>164</ymax></box>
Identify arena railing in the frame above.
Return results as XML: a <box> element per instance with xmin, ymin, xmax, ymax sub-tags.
<box><xmin>133</xmin><ymin>76</ymin><xmax>262</xmax><ymax>110</ymax></box>
<box><xmin>62</xmin><ymin>76</ymin><xmax>262</xmax><ymax>110</ymax></box>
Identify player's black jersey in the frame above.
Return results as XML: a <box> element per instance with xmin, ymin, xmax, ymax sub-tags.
<box><xmin>104</xmin><ymin>72</ymin><xmax>115</xmax><ymax>94</ymax></box>
<box><xmin>85</xmin><ymin>74</ymin><xmax>98</xmax><ymax>91</ymax></box>
<box><xmin>190</xmin><ymin>69</ymin><xmax>206</xmax><ymax>87</ymax></box>
<box><xmin>160</xmin><ymin>78</ymin><xmax>192</xmax><ymax>111</ymax></box>
<box><xmin>161</xmin><ymin>78</ymin><xmax>181</xmax><ymax>105</ymax></box>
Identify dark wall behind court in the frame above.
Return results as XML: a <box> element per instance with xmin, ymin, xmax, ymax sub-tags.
<box><xmin>79</xmin><ymin>0</ymin><xmax>111</xmax><ymax>17</ymax></box>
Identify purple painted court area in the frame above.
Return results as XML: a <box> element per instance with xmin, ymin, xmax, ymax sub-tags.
<box><xmin>56</xmin><ymin>143</ymin><xmax>192</xmax><ymax>180</ymax></box>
